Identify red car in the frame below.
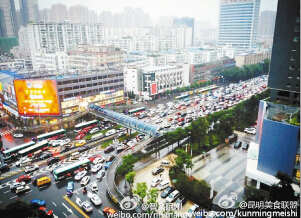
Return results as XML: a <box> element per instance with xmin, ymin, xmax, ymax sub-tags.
<box><xmin>177</xmin><ymin>117</ymin><xmax>185</xmax><ymax>122</ymax></box>
<box><xmin>191</xmin><ymin>103</ymin><xmax>198</xmax><ymax>107</ymax></box>
<box><xmin>41</xmin><ymin>147</ymin><xmax>49</xmax><ymax>151</ymax></box>
<box><xmin>78</xmin><ymin>129</ymin><xmax>89</xmax><ymax>135</ymax></box>
<box><xmin>16</xmin><ymin>174</ymin><xmax>31</xmax><ymax>183</ymax></box>
<box><xmin>103</xmin><ymin>207</ymin><xmax>117</xmax><ymax>216</ymax></box>
<box><xmin>83</xmin><ymin>125</ymin><xmax>97</xmax><ymax>131</ymax></box>
<box><xmin>38</xmin><ymin>207</ymin><xmax>53</xmax><ymax>217</ymax></box>
<box><xmin>75</xmin><ymin>134</ymin><xmax>86</xmax><ymax>140</ymax></box>
<box><xmin>181</xmin><ymin>106</ymin><xmax>187</xmax><ymax>110</ymax></box>
<box><xmin>74</xmin><ymin>168</ymin><xmax>85</xmax><ymax>175</ymax></box>
<box><xmin>175</xmin><ymin>112</ymin><xmax>181</xmax><ymax>115</ymax></box>
<box><xmin>175</xmin><ymin>105</ymin><xmax>182</xmax><ymax>109</ymax></box>
<box><xmin>88</xmin><ymin>154</ymin><xmax>101</xmax><ymax>162</ymax></box>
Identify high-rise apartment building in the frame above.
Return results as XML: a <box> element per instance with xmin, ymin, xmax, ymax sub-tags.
<box><xmin>69</xmin><ymin>5</ymin><xmax>88</xmax><ymax>23</ymax></box>
<box><xmin>218</xmin><ymin>0</ymin><xmax>260</xmax><ymax>52</ymax></box>
<box><xmin>51</xmin><ymin>3</ymin><xmax>68</xmax><ymax>22</ymax></box>
<box><xmin>39</xmin><ymin>8</ymin><xmax>51</xmax><ymax>21</ymax></box>
<box><xmin>19</xmin><ymin>0</ymin><xmax>39</xmax><ymax>26</ymax></box>
<box><xmin>0</xmin><ymin>0</ymin><xmax>18</xmax><ymax>37</ymax></box>
<box><xmin>258</xmin><ymin>10</ymin><xmax>276</xmax><ymax>36</ymax></box>
<box><xmin>99</xmin><ymin>11</ymin><xmax>114</xmax><ymax>27</ymax></box>
<box><xmin>246</xmin><ymin>0</ymin><xmax>300</xmax><ymax>191</ymax></box>
<box><xmin>173</xmin><ymin>17</ymin><xmax>194</xmax><ymax>46</ymax></box>
<box><xmin>27</xmin><ymin>21</ymin><xmax>105</xmax><ymax>54</ymax></box>
<box><xmin>88</xmin><ymin>10</ymin><xmax>98</xmax><ymax>22</ymax></box>
<box><xmin>268</xmin><ymin>1</ymin><xmax>300</xmax><ymax>106</ymax></box>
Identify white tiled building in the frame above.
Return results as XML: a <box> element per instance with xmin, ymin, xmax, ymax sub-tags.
<box><xmin>32</xmin><ymin>50</ymin><xmax>68</xmax><ymax>71</ymax></box>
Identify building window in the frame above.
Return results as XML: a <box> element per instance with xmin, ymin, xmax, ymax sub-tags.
<box><xmin>294</xmin><ymin>93</ymin><xmax>300</xmax><ymax>99</ymax></box>
<box><xmin>73</xmin><ymin>86</ymin><xmax>79</xmax><ymax>89</ymax></box>
<box><xmin>86</xmin><ymin>77</ymin><xmax>92</xmax><ymax>81</ymax></box>
<box><xmin>288</xmin><ymin>75</ymin><xmax>293</xmax><ymax>79</ymax></box>
<box><xmin>103</xmin><ymin>75</ymin><xmax>107</xmax><ymax>79</ymax></box>
<box><xmin>87</xmin><ymin>84</ymin><xmax>92</xmax><ymax>87</ymax></box>
<box><xmin>80</xmin><ymin>85</ymin><xmax>86</xmax><ymax>88</ymax></box>
<box><xmin>293</xmin><ymin>36</ymin><xmax>299</xmax><ymax>42</ymax></box>
<box><xmin>287</xmin><ymin>83</ymin><xmax>291</xmax><ymax>88</ymax></box>
<box><xmin>92</xmin><ymin>77</ymin><xmax>97</xmax><ymax>80</ymax></box>
<box><xmin>296</xmin><ymin>83</ymin><xmax>300</xmax><ymax>88</ymax></box>
<box><xmin>93</xmin><ymin>83</ymin><xmax>98</xmax><ymax>86</ymax></box>
<box><xmin>277</xmin><ymin>90</ymin><xmax>290</xmax><ymax>97</ymax></box>
<box><xmin>58</xmin><ymin>82</ymin><xmax>63</xmax><ymax>85</ymax></box>
<box><xmin>98</xmin><ymin>76</ymin><xmax>103</xmax><ymax>79</ymax></box>
<box><xmin>289</xmin><ymin>65</ymin><xmax>295</xmax><ymax>70</ymax></box>
<box><xmin>295</xmin><ymin>27</ymin><xmax>300</xmax><ymax>32</ymax></box>
<box><xmin>72</xmin><ymin>79</ymin><xmax>78</xmax><ymax>83</ymax></box>
<box><xmin>79</xmin><ymin>78</ymin><xmax>85</xmax><ymax>82</ymax></box>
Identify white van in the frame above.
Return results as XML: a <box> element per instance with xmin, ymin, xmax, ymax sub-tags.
<box><xmin>158</xmin><ymin>180</ymin><xmax>170</xmax><ymax>191</ymax></box>
<box><xmin>91</xmin><ymin>133</ymin><xmax>104</xmax><ymax>141</ymax></box>
<box><xmin>105</xmin><ymin>129</ymin><xmax>116</xmax><ymax>137</ymax></box>
<box><xmin>70</xmin><ymin>152</ymin><xmax>80</xmax><ymax>160</ymax></box>
<box><xmin>160</xmin><ymin>160</ymin><xmax>170</xmax><ymax>167</ymax></box>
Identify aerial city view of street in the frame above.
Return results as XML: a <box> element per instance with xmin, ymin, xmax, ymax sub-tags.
<box><xmin>0</xmin><ymin>0</ymin><xmax>299</xmax><ymax>217</ymax></box>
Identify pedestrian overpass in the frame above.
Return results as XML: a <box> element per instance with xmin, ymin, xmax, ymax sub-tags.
<box><xmin>88</xmin><ymin>104</ymin><xmax>161</xmax><ymax>137</ymax></box>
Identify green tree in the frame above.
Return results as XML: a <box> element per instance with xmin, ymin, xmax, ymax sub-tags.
<box><xmin>174</xmin><ymin>128</ymin><xmax>187</xmax><ymax>146</ymax></box>
<box><xmin>134</xmin><ymin>182</ymin><xmax>148</xmax><ymax>202</ymax></box>
<box><xmin>116</xmin><ymin>154</ymin><xmax>137</xmax><ymax>177</ymax></box>
<box><xmin>231</xmin><ymin>103</ymin><xmax>244</xmax><ymax>129</ymax></box>
<box><xmin>186</xmin><ymin>117</ymin><xmax>209</xmax><ymax>146</ymax></box>
<box><xmin>245</xmin><ymin>186</ymin><xmax>269</xmax><ymax>202</ymax></box>
<box><xmin>269</xmin><ymin>171</ymin><xmax>298</xmax><ymax>201</ymax></box>
<box><xmin>176</xmin><ymin>87</ymin><xmax>181</xmax><ymax>93</ymax></box>
<box><xmin>175</xmin><ymin>149</ymin><xmax>193</xmax><ymax>171</ymax></box>
<box><xmin>262</xmin><ymin>59</ymin><xmax>270</xmax><ymax>74</ymax></box>
<box><xmin>125</xmin><ymin>171</ymin><xmax>136</xmax><ymax>189</ymax></box>
<box><xmin>147</xmin><ymin>188</ymin><xmax>159</xmax><ymax>204</ymax></box>
<box><xmin>165</xmin><ymin>90</ymin><xmax>171</xmax><ymax>95</ymax></box>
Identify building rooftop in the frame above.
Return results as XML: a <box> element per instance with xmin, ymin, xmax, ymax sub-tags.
<box><xmin>142</xmin><ymin>65</ymin><xmax>177</xmax><ymax>73</ymax></box>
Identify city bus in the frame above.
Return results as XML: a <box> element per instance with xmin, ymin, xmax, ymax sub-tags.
<box><xmin>197</xmin><ymin>85</ymin><xmax>219</xmax><ymax>94</ymax></box>
<box><xmin>175</xmin><ymin>94</ymin><xmax>189</xmax><ymax>101</ymax></box>
<box><xmin>74</xmin><ymin>120</ymin><xmax>99</xmax><ymax>133</ymax></box>
<box><xmin>36</xmin><ymin>129</ymin><xmax>67</xmax><ymax>141</ymax></box>
<box><xmin>52</xmin><ymin>159</ymin><xmax>91</xmax><ymax>180</ymax></box>
<box><xmin>3</xmin><ymin>141</ymin><xmax>36</xmax><ymax>160</ymax></box>
<box><xmin>17</xmin><ymin>140</ymin><xmax>49</xmax><ymax>157</ymax></box>
<box><xmin>128</xmin><ymin>107</ymin><xmax>146</xmax><ymax>115</ymax></box>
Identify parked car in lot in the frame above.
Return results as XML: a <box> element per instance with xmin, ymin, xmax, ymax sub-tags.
<box><xmin>242</xmin><ymin>143</ymin><xmax>249</xmax><ymax>150</ymax></box>
<box><xmin>175</xmin><ymin>195</ymin><xmax>187</xmax><ymax>207</ymax></box>
<box><xmin>166</xmin><ymin>190</ymin><xmax>180</xmax><ymax>203</ymax></box>
<box><xmin>161</xmin><ymin>186</ymin><xmax>175</xmax><ymax>198</ymax></box>
<box><xmin>151</xmin><ymin>177</ymin><xmax>162</xmax><ymax>187</ymax></box>
<box><xmin>234</xmin><ymin>141</ymin><xmax>242</xmax><ymax>149</ymax></box>
<box><xmin>91</xmin><ymin>164</ymin><xmax>102</xmax><ymax>173</ymax></box>
<box><xmin>24</xmin><ymin>164</ymin><xmax>39</xmax><ymax>173</ymax></box>
<box><xmin>152</xmin><ymin>166</ymin><xmax>164</xmax><ymax>175</ymax></box>
<box><xmin>75</xmin><ymin>134</ymin><xmax>86</xmax><ymax>140</ymax></box>
<box><xmin>93</xmin><ymin>157</ymin><xmax>105</xmax><ymax>164</ymax></box>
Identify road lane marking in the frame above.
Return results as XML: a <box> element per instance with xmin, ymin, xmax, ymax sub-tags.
<box><xmin>4</xmin><ymin>190</ymin><xmax>10</xmax><ymax>193</ymax></box>
<box><xmin>10</xmin><ymin>196</ymin><xmax>17</xmax><ymax>199</ymax></box>
<box><xmin>52</xmin><ymin>202</ymin><xmax>57</xmax><ymax>206</ymax></box>
<box><xmin>63</xmin><ymin>212</ymin><xmax>67</xmax><ymax>217</ymax></box>
<box><xmin>63</xmin><ymin>195</ymin><xmax>89</xmax><ymax>218</ymax></box>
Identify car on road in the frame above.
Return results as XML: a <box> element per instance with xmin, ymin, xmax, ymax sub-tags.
<box><xmin>104</xmin><ymin>145</ymin><xmax>115</xmax><ymax>153</ymax></box>
<box><xmin>16</xmin><ymin>156</ymin><xmax>31</xmax><ymax>167</ymax></box>
<box><xmin>91</xmin><ymin>164</ymin><xmax>102</xmax><ymax>173</ymax></box>
<box><xmin>52</xmin><ymin>138</ymin><xmax>71</xmax><ymax>147</ymax></box>
<box><xmin>91</xmin><ymin>183</ymin><xmax>98</xmax><ymax>192</ymax></box>
<box><xmin>178</xmin><ymin>122</ymin><xmax>185</xmax><ymax>126</ymax></box>
<box><xmin>96</xmin><ymin>170</ymin><xmax>106</xmax><ymax>180</ymax></box>
<box><xmin>67</xmin><ymin>181</ymin><xmax>74</xmax><ymax>193</ymax></box>
<box><xmin>16</xmin><ymin>174</ymin><xmax>31</xmax><ymax>183</ymax></box>
<box><xmin>155</xmin><ymin>118</ymin><xmax>163</xmax><ymax>124</ymax></box>
<box><xmin>242</xmin><ymin>143</ymin><xmax>249</xmax><ymax>150</ymax></box>
<box><xmin>152</xmin><ymin>167</ymin><xmax>164</xmax><ymax>175</ymax></box>
<box><xmin>75</xmin><ymin>140</ymin><xmax>87</xmax><ymax>147</ymax></box>
<box><xmin>78</xmin><ymin>146</ymin><xmax>89</xmax><ymax>152</ymax></box>
<box><xmin>30</xmin><ymin>199</ymin><xmax>46</xmax><ymax>207</ymax></box>
<box><xmin>10</xmin><ymin>181</ymin><xmax>26</xmax><ymax>191</ymax></box>
<box><xmin>32</xmin><ymin>175</ymin><xmax>47</xmax><ymax>185</ymax></box>
<box><xmin>74</xmin><ymin>168</ymin><xmax>85</xmax><ymax>175</ymax></box>
<box><xmin>166</xmin><ymin>190</ymin><xmax>180</xmax><ymax>203</ymax></box>
<box><xmin>106</xmin><ymin>155</ymin><xmax>115</xmax><ymax>162</ymax></box>
<box><xmin>151</xmin><ymin>177</ymin><xmax>162</xmax><ymax>187</ymax></box>
<box><xmin>39</xmin><ymin>152</ymin><xmax>53</xmax><ymax>160</ymax></box>
<box><xmin>82</xmin><ymin>201</ymin><xmax>93</xmax><ymax>213</ymax></box>
<box><xmin>13</xmin><ymin>133</ymin><xmax>23</xmax><ymax>138</ymax></box>
<box><xmin>90</xmin><ymin>127</ymin><xmax>100</xmax><ymax>134</ymax></box>
<box><xmin>47</xmin><ymin>157</ymin><xmax>60</xmax><ymax>166</ymax></box>
<box><xmin>15</xmin><ymin>185</ymin><xmax>31</xmax><ymax>194</ymax></box>
<box><xmin>90</xmin><ymin>194</ymin><xmax>102</xmax><ymax>205</ymax></box>
<box><xmin>0</xmin><ymin>163</ymin><xmax>10</xmax><ymax>173</ymax></box>
<box><xmin>161</xmin><ymin>186</ymin><xmax>175</xmax><ymax>198</ymax></box>
<box><xmin>103</xmin><ymin>207</ymin><xmax>117</xmax><ymax>216</ymax></box>
<box><xmin>116</xmin><ymin>144</ymin><xmax>127</xmax><ymax>152</ymax></box>
<box><xmin>24</xmin><ymin>164</ymin><xmax>39</xmax><ymax>173</ymax></box>
<box><xmin>88</xmin><ymin>154</ymin><xmax>101</xmax><ymax>162</ymax></box>
<box><xmin>80</xmin><ymin>176</ymin><xmax>90</xmax><ymax>185</ymax></box>
<box><xmin>75</xmin><ymin>170</ymin><xmax>87</xmax><ymax>180</ymax></box>
<box><xmin>60</xmin><ymin>147</ymin><xmax>70</xmax><ymax>154</ymax></box>
<box><xmin>127</xmin><ymin>140</ymin><xmax>135</xmax><ymax>147</ymax></box>
<box><xmin>105</xmin><ymin>129</ymin><xmax>117</xmax><ymax>136</ymax></box>
<box><xmin>234</xmin><ymin>141</ymin><xmax>242</xmax><ymax>149</ymax></box>
<box><xmin>93</xmin><ymin>157</ymin><xmax>105</xmax><ymax>164</ymax></box>
<box><xmin>181</xmin><ymin>112</ymin><xmax>187</xmax><ymax>117</ymax></box>
<box><xmin>38</xmin><ymin>207</ymin><xmax>53</xmax><ymax>217</ymax></box>
<box><xmin>104</xmin><ymin>161</ymin><xmax>113</xmax><ymax>170</ymax></box>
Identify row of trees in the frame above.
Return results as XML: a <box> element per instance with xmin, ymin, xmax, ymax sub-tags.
<box><xmin>221</xmin><ymin>59</ymin><xmax>270</xmax><ymax>83</ymax></box>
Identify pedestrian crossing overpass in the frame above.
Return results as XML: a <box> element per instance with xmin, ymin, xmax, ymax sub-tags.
<box><xmin>88</xmin><ymin>104</ymin><xmax>162</xmax><ymax>137</ymax></box>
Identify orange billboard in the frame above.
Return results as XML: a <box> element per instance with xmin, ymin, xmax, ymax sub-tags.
<box><xmin>14</xmin><ymin>80</ymin><xmax>61</xmax><ymax>116</ymax></box>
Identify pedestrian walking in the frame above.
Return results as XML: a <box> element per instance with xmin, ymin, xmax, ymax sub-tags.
<box><xmin>160</xmin><ymin>173</ymin><xmax>162</xmax><ymax>178</ymax></box>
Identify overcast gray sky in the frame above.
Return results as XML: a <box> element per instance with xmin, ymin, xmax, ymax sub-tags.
<box><xmin>35</xmin><ymin>0</ymin><xmax>278</xmax><ymax>26</ymax></box>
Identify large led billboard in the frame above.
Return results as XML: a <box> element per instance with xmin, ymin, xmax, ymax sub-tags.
<box><xmin>14</xmin><ymin>80</ymin><xmax>61</xmax><ymax>116</ymax></box>
<box><xmin>150</xmin><ymin>83</ymin><xmax>157</xmax><ymax>95</ymax></box>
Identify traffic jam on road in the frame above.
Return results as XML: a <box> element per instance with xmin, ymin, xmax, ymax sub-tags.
<box><xmin>0</xmin><ymin>76</ymin><xmax>267</xmax><ymax>217</ymax></box>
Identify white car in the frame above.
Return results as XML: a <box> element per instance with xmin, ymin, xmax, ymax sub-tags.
<box><xmin>166</xmin><ymin>190</ymin><xmax>180</xmax><ymax>203</ymax></box>
<box><xmin>170</xmin><ymin>125</ymin><xmax>177</xmax><ymax>131</ymax></box>
<box><xmin>81</xmin><ymin>201</ymin><xmax>93</xmax><ymax>213</ymax></box>
<box><xmin>52</xmin><ymin>138</ymin><xmax>71</xmax><ymax>147</ymax></box>
<box><xmin>91</xmin><ymin>183</ymin><xmax>98</xmax><ymax>192</ymax></box>
<box><xmin>187</xmin><ymin>109</ymin><xmax>195</xmax><ymax>114</ymax></box>
<box><xmin>16</xmin><ymin>157</ymin><xmax>31</xmax><ymax>167</ymax></box>
<box><xmin>24</xmin><ymin>164</ymin><xmax>39</xmax><ymax>173</ymax></box>
<box><xmin>246</xmin><ymin>128</ymin><xmax>256</xmax><ymax>135</ymax></box>
<box><xmin>183</xmin><ymin>123</ymin><xmax>190</xmax><ymax>128</ymax></box>
<box><xmin>187</xmin><ymin>204</ymin><xmax>200</xmax><ymax>218</ymax></box>
<box><xmin>13</xmin><ymin>133</ymin><xmax>23</xmax><ymax>138</ymax></box>
<box><xmin>156</xmin><ymin>119</ymin><xmax>163</xmax><ymax>124</ymax></box>
<box><xmin>163</xmin><ymin>123</ymin><xmax>171</xmax><ymax>128</ymax></box>
<box><xmin>90</xmin><ymin>128</ymin><xmax>100</xmax><ymax>134</ymax></box>
<box><xmin>151</xmin><ymin>177</ymin><xmax>162</xmax><ymax>187</ymax></box>
<box><xmin>90</xmin><ymin>194</ymin><xmax>102</xmax><ymax>205</ymax></box>
<box><xmin>75</xmin><ymin>170</ymin><xmax>87</xmax><ymax>180</ymax></box>
<box><xmin>79</xmin><ymin>154</ymin><xmax>92</xmax><ymax>161</ymax></box>
<box><xmin>10</xmin><ymin>182</ymin><xmax>26</xmax><ymax>191</ymax></box>
<box><xmin>90</xmin><ymin>164</ymin><xmax>102</xmax><ymax>173</ymax></box>
<box><xmin>127</xmin><ymin>140</ymin><xmax>135</xmax><ymax>147</ymax></box>
<box><xmin>81</xmin><ymin>176</ymin><xmax>90</xmax><ymax>185</ymax></box>
<box><xmin>93</xmin><ymin>157</ymin><xmax>105</xmax><ymax>165</ymax></box>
